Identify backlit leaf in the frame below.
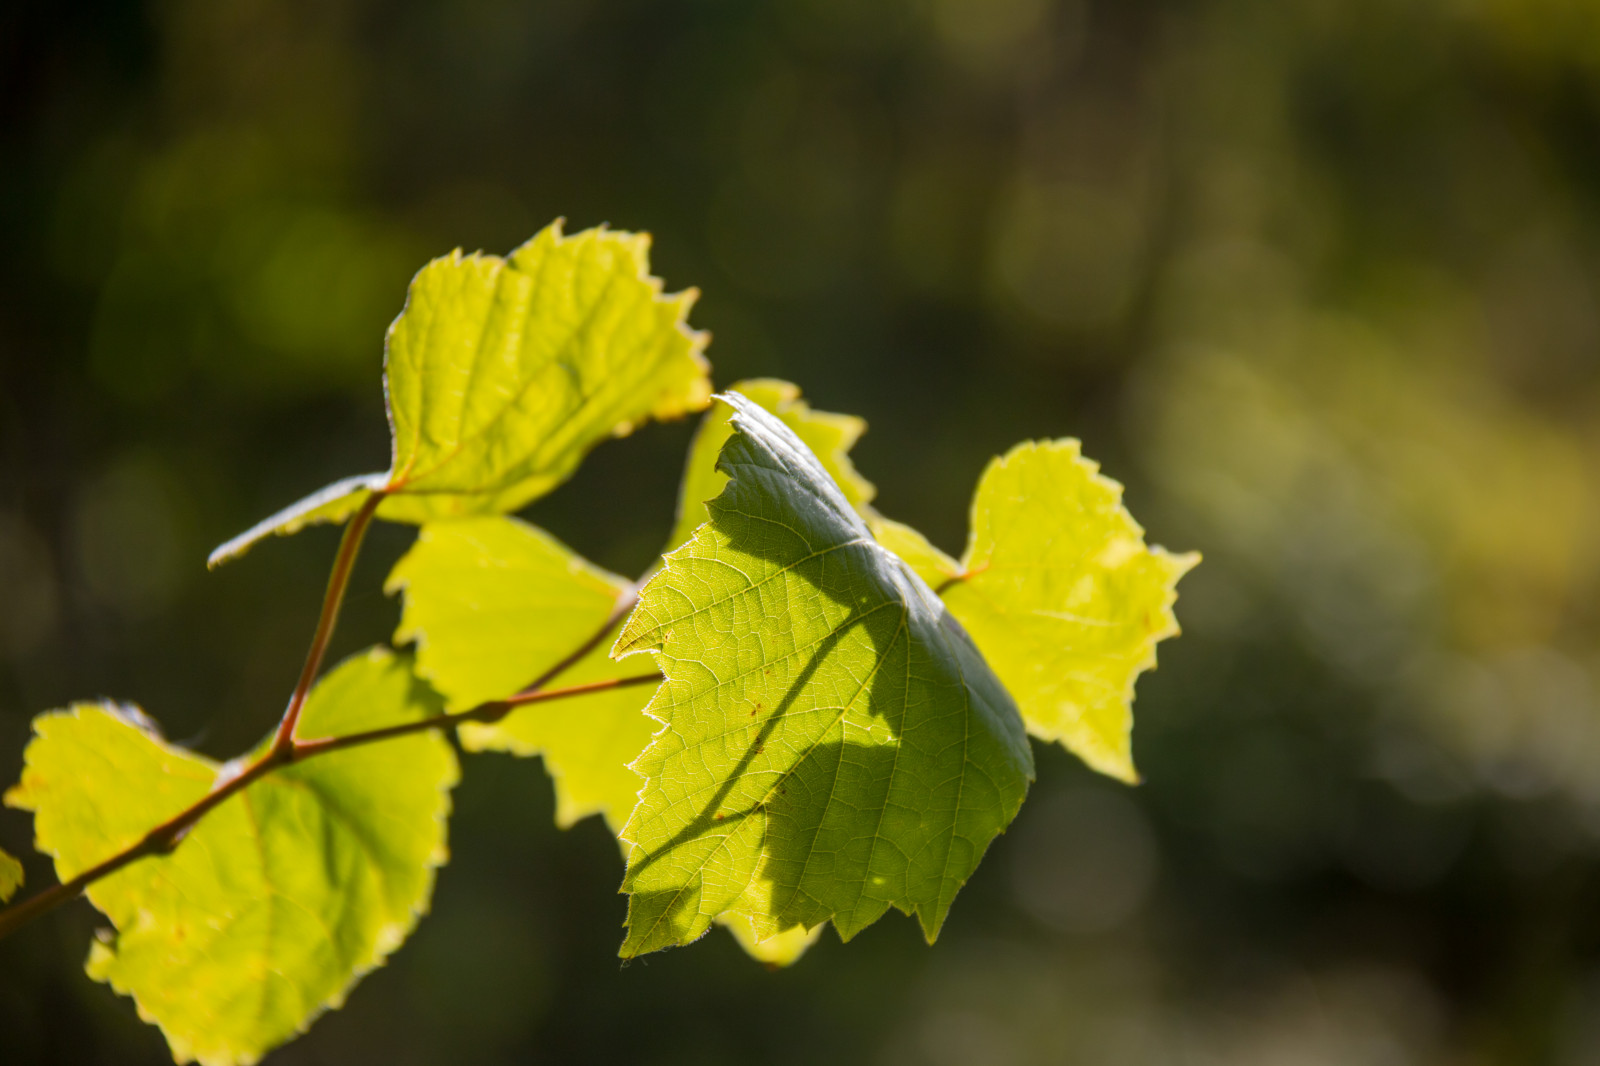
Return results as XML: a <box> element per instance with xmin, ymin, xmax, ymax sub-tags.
<box><xmin>0</xmin><ymin>846</ymin><xmax>21</xmax><ymax>904</ymax></box>
<box><xmin>387</xmin><ymin>514</ymin><xmax>827</xmax><ymax>965</ymax></box>
<box><xmin>665</xmin><ymin>378</ymin><xmax>874</xmax><ymax>552</ymax></box>
<box><xmin>613</xmin><ymin>393</ymin><xmax>1033</xmax><ymax>956</ymax></box>
<box><xmin>3</xmin><ymin>648</ymin><xmax>457</xmax><ymax>1066</ymax></box>
<box><xmin>205</xmin><ymin>473</ymin><xmax>389</xmax><ymax>569</ymax></box>
<box><xmin>387</xmin><ymin>516</ymin><xmax>653</xmax><ymax>832</ymax></box>
<box><xmin>666</xmin><ymin>381</ymin><xmax>868</xmax><ymax>964</ymax></box>
<box><xmin>888</xmin><ymin>441</ymin><xmax>1197</xmax><ymax>783</ymax></box>
<box><xmin>209</xmin><ymin>221</ymin><xmax>711</xmax><ymax>567</ymax></box>
<box><xmin>716</xmin><ymin>911</ymin><xmax>823</xmax><ymax>967</ymax></box>
<box><xmin>868</xmin><ymin>514</ymin><xmax>962</xmax><ymax>587</ymax></box>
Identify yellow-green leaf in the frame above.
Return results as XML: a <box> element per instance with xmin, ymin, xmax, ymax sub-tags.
<box><xmin>614</xmin><ymin>394</ymin><xmax>1033</xmax><ymax>956</ymax></box>
<box><xmin>3</xmin><ymin>648</ymin><xmax>458</xmax><ymax>1066</ymax></box>
<box><xmin>0</xmin><ymin>845</ymin><xmax>21</xmax><ymax>904</ymax></box>
<box><xmin>665</xmin><ymin>378</ymin><xmax>874</xmax><ymax>552</ymax></box>
<box><xmin>387</xmin><ymin>516</ymin><xmax>653</xmax><ymax>833</ymax></box>
<box><xmin>716</xmin><ymin>911</ymin><xmax>823</xmax><ymax>968</ymax></box>
<box><xmin>209</xmin><ymin>221</ymin><xmax>711</xmax><ymax>567</ymax></box>
<box><xmin>387</xmin><ymin>516</ymin><xmax>827</xmax><ymax>968</ymax></box>
<box><xmin>895</xmin><ymin>441</ymin><xmax>1197</xmax><ymax>783</ymax></box>
<box><xmin>664</xmin><ymin>378</ymin><xmax>872</xmax><ymax>966</ymax></box>
<box><xmin>868</xmin><ymin>514</ymin><xmax>962</xmax><ymax>587</ymax></box>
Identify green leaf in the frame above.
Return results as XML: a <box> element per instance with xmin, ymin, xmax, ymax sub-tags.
<box><xmin>667</xmin><ymin>378</ymin><xmax>870</xmax><ymax>967</ymax></box>
<box><xmin>665</xmin><ymin>378</ymin><xmax>875</xmax><ymax>552</ymax></box>
<box><xmin>387</xmin><ymin>516</ymin><xmax>653</xmax><ymax>832</ymax></box>
<box><xmin>881</xmin><ymin>441</ymin><xmax>1197</xmax><ymax>783</ymax></box>
<box><xmin>613</xmin><ymin>393</ymin><xmax>1033</xmax><ymax>957</ymax></box>
<box><xmin>209</xmin><ymin>221</ymin><xmax>712</xmax><ymax>567</ymax></box>
<box><xmin>0</xmin><ymin>845</ymin><xmax>21</xmax><ymax>904</ymax></box>
<box><xmin>3</xmin><ymin>648</ymin><xmax>458</xmax><ymax>1066</ymax></box>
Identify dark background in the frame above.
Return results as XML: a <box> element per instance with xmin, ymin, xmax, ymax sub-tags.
<box><xmin>3</xmin><ymin>0</ymin><xmax>1600</xmax><ymax>1062</ymax></box>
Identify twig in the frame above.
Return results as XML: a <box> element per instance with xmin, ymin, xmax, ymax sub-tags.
<box><xmin>514</xmin><ymin>583</ymin><xmax>640</xmax><ymax>698</ymax></box>
<box><xmin>273</xmin><ymin>492</ymin><xmax>384</xmax><ymax>750</ymax></box>
<box><xmin>292</xmin><ymin>672</ymin><xmax>662</xmax><ymax>758</ymax></box>
<box><xmin>0</xmin><ymin>747</ymin><xmax>288</xmax><ymax>941</ymax></box>
<box><xmin>0</xmin><ymin>508</ymin><xmax>658</xmax><ymax>944</ymax></box>
<box><xmin>0</xmin><ymin>672</ymin><xmax>662</xmax><ymax>942</ymax></box>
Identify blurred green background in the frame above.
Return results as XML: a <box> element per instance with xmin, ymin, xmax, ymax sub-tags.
<box><xmin>3</xmin><ymin>0</ymin><xmax>1600</xmax><ymax>1062</ymax></box>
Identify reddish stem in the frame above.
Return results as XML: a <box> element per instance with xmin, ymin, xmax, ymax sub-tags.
<box><xmin>0</xmin><ymin>746</ymin><xmax>289</xmax><ymax>941</ymax></box>
<box><xmin>0</xmin><ymin>505</ymin><xmax>657</xmax><ymax>945</ymax></box>
<box><xmin>272</xmin><ymin>492</ymin><xmax>384</xmax><ymax>751</ymax></box>
<box><xmin>0</xmin><ymin>670</ymin><xmax>663</xmax><ymax>943</ymax></box>
<box><xmin>292</xmin><ymin>672</ymin><xmax>662</xmax><ymax>758</ymax></box>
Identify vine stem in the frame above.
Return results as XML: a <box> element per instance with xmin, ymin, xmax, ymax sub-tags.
<box><xmin>272</xmin><ymin>491</ymin><xmax>384</xmax><ymax>751</ymax></box>
<box><xmin>292</xmin><ymin>672</ymin><xmax>662</xmax><ymax>759</ymax></box>
<box><xmin>0</xmin><ymin>672</ymin><xmax>660</xmax><ymax>943</ymax></box>
<box><xmin>0</xmin><ymin>514</ymin><xmax>659</xmax><ymax>945</ymax></box>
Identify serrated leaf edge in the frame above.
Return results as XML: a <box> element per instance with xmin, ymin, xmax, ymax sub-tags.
<box><xmin>957</xmin><ymin>439</ymin><xmax>1199</xmax><ymax>783</ymax></box>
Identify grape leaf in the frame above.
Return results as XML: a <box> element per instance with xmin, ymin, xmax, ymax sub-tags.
<box><xmin>387</xmin><ymin>516</ymin><xmax>652</xmax><ymax>832</ymax></box>
<box><xmin>666</xmin><ymin>378</ymin><xmax>875</xmax><ymax>552</ymax></box>
<box><xmin>0</xmin><ymin>845</ymin><xmax>21</xmax><ymax>904</ymax></box>
<box><xmin>3</xmin><ymin>648</ymin><xmax>458</xmax><ymax>1066</ymax></box>
<box><xmin>874</xmin><ymin>442</ymin><xmax>1197</xmax><ymax>783</ymax></box>
<box><xmin>665</xmin><ymin>379</ymin><xmax>869</xmax><ymax>964</ymax></box>
<box><xmin>613</xmin><ymin>393</ymin><xmax>1034</xmax><ymax>956</ymax></box>
<box><xmin>717</xmin><ymin>910</ymin><xmax>824</xmax><ymax>967</ymax></box>
<box><xmin>209</xmin><ymin>221</ymin><xmax>712</xmax><ymax>567</ymax></box>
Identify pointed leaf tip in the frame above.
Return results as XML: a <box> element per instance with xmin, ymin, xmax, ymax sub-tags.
<box><xmin>206</xmin><ymin>473</ymin><xmax>387</xmax><ymax>568</ymax></box>
<box><xmin>664</xmin><ymin>379</ymin><xmax>875</xmax><ymax>554</ymax></box>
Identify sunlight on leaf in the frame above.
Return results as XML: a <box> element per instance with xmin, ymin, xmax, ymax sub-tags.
<box><xmin>665</xmin><ymin>378</ymin><xmax>875</xmax><ymax>552</ymax></box>
<box><xmin>716</xmin><ymin>911</ymin><xmax>823</xmax><ymax>967</ymax></box>
<box><xmin>0</xmin><ymin>845</ymin><xmax>21</xmax><ymax>904</ymax></box>
<box><xmin>3</xmin><ymin>648</ymin><xmax>457</xmax><ymax>1066</ymax></box>
<box><xmin>387</xmin><ymin>515</ymin><xmax>654</xmax><ymax>832</ymax></box>
<box><xmin>209</xmin><ymin>221</ymin><xmax>711</xmax><ymax>567</ymax></box>
<box><xmin>879</xmin><ymin>442</ymin><xmax>1197</xmax><ymax>783</ymax></box>
<box><xmin>389</xmin><ymin>513</ymin><xmax>827</xmax><ymax>967</ymax></box>
<box><xmin>614</xmin><ymin>393</ymin><xmax>1033</xmax><ymax>957</ymax></box>
<box><xmin>868</xmin><ymin>514</ymin><xmax>962</xmax><ymax>584</ymax></box>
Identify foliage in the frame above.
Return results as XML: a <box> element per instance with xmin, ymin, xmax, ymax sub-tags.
<box><xmin>872</xmin><ymin>443</ymin><xmax>1199</xmax><ymax>783</ymax></box>
<box><xmin>207</xmin><ymin>221</ymin><xmax>709</xmax><ymax>567</ymax></box>
<box><xmin>0</xmin><ymin>224</ymin><xmax>1192</xmax><ymax>1065</ymax></box>
<box><xmin>0</xmin><ymin>847</ymin><xmax>20</xmax><ymax>905</ymax></box>
<box><xmin>615</xmin><ymin>395</ymin><xmax>1033</xmax><ymax>956</ymax></box>
<box><xmin>4</xmin><ymin>650</ymin><xmax>456</xmax><ymax>1066</ymax></box>
<box><xmin>665</xmin><ymin>377</ymin><xmax>876</xmax><ymax>552</ymax></box>
<box><xmin>388</xmin><ymin>515</ymin><xmax>647</xmax><ymax>833</ymax></box>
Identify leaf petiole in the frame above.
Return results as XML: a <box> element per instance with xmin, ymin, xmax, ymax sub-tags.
<box><xmin>291</xmin><ymin>672</ymin><xmax>662</xmax><ymax>758</ymax></box>
<box><xmin>273</xmin><ymin>491</ymin><xmax>385</xmax><ymax>750</ymax></box>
